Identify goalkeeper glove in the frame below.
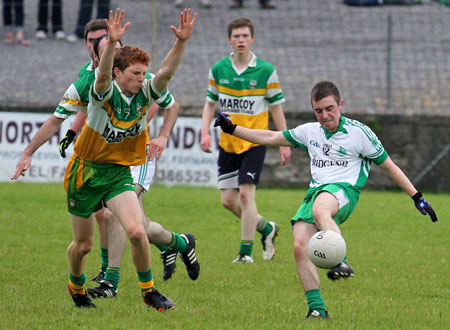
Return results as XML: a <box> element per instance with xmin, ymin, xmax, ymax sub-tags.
<box><xmin>412</xmin><ymin>192</ymin><xmax>438</xmax><ymax>222</ymax></box>
<box><xmin>59</xmin><ymin>129</ymin><xmax>76</xmax><ymax>158</ymax></box>
<box><xmin>214</xmin><ymin>112</ymin><xmax>236</xmax><ymax>135</ymax></box>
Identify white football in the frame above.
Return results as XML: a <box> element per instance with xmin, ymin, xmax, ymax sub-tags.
<box><xmin>307</xmin><ymin>230</ymin><xmax>346</xmax><ymax>269</ymax></box>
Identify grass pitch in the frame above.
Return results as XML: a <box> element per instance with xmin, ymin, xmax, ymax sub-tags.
<box><xmin>0</xmin><ymin>183</ymin><xmax>448</xmax><ymax>329</ymax></box>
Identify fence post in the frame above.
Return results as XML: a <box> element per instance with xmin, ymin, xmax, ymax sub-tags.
<box><xmin>386</xmin><ymin>13</ymin><xmax>392</xmax><ymax>111</ymax></box>
<box><xmin>150</xmin><ymin>0</ymin><xmax>159</xmax><ymax>183</ymax></box>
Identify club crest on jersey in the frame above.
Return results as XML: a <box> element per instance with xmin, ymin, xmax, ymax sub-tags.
<box><xmin>69</xmin><ymin>199</ymin><xmax>76</xmax><ymax>208</ymax></box>
<box><xmin>338</xmin><ymin>146</ymin><xmax>347</xmax><ymax>157</ymax></box>
<box><xmin>136</xmin><ymin>104</ymin><xmax>143</xmax><ymax>115</ymax></box>
<box><xmin>323</xmin><ymin>143</ymin><xmax>332</xmax><ymax>156</ymax></box>
<box><xmin>101</xmin><ymin>122</ymin><xmax>142</xmax><ymax>144</ymax></box>
<box><xmin>249</xmin><ymin>80</ymin><xmax>257</xmax><ymax>89</ymax></box>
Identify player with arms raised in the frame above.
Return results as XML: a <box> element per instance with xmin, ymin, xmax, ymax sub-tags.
<box><xmin>12</xmin><ymin>8</ymin><xmax>198</xmax><ymax>311</ymax></box>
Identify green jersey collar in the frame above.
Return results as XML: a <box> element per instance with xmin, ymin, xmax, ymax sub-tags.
<box><xmin>321</xmin><ymin>116</ymin><xmax>348</xmax><ymax>139</ymax></box>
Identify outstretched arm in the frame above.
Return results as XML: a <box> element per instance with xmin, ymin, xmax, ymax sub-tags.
<box><xmin>11</xmin><ymin>116</ymin><xmax>64</xmax><ymax>180</ymax></box>
<box><xmin>379</xmin><ymin>156</ymin><xmax>438</xmax><ymax>222</ymax></box>
<box><xmin>152</xmin><ymin>9</ymin><xmax>198</xmax><ymax>93</ymax></box>
<box><xmin>96</xmin><ymin>8</ymin><xmax>130</xmax><ymax>95</ymax></box>
<box><xmin>379</xmin><ymin>157</ymin><xmax>417</xmax><ymax>196</ymax></box>
<box><xmin>214</xmin><ymin>112</ymin><xmax>292</xmax><ymax>147</ymax></box>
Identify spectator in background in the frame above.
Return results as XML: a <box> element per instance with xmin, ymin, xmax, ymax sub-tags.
<box><xmin>2</xmin><ymin>0</ymin><xmax>31</xmax><ymax>45</ymax></box>
<box><xmin>175</xmin><ymin>0</ymin><xmax>212</xmax><ymax>8</ymax></box>
<box><xmin>230</xmin><ymin>0</ymin><xmax>276</xmax><ymax>9</ymax></box>
<box><xmin>67</xmin><ymin>0</ymin><xmax>109</xmax><ymax>43</ymax></box>
<box><xmin>36</xmin><ymin>0</ymin><xmax>65</xmax><ymax>40</ymax></box>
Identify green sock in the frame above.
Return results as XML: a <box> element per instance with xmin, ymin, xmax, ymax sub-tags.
<box><xmin>305</xmin><ymin>289</ymin><xmax>326</xmax><ymax>315</ymax></box>
<box><xmin>104</xmin><ymin>267</ymin><xmax>120</xmax><ymax>290</ymax></box>
<box><xmin>155</xmin><ymin>244</ymin><xmax>170</xmax><ymax>252</ymax></box>
<box><xmin>239</xmin><ymin>240</ymin><xmax>253</xmax><ymax>256</ymax></box>
<box><xmin>163</xmin><ymin>233</ymin><xmax>187</xmax><ymax>253</ymax></box>
<box><xmin>100</xmin><ymin>247</ymin><xmax>108</xmax><ymax>271</ymax></box>
<box><xmin>69</xmin><ymin>272</ymin><xmax>87</xmax><ymax>286</ymax></box>
<box><xmin>137</xmin><ymin>269</ymin><xmax>154</xmax><ymax>295</ymax></box>
<box><xmin>256</xmin><ymin>216</ymin><xmax>273</xmax><ymax>237</ymax></box>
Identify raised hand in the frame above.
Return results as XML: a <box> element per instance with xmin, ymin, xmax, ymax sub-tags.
<box><xmin>412</xmin><ymin>192</ymin><xmax>438</xmax><ymax>222</ymax></box>
<box><xmin>105</xmin><ymin>8</ymin><xmax>130</xmax><ymax>43</ymax></box>
<box><xmin>170</xmin><ymin>9</ymin><xmax>198</xmax><ymax>41</ymax></box>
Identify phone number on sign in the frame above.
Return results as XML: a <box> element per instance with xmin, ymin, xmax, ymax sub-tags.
<box><xmin>156</xmin><ymin>169</ymin><xmax>212</xmax><ymax>184</ymax></box>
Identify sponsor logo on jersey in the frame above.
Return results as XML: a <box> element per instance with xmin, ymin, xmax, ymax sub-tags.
<box><xmin>311</xmin><ymin>158</ymin><xmax>348</xmax><ymax>168</ymax></box>
<box><xmin>309</xmin><ymin>140</ymin><xmax>320</xmax><ymax>148</ymax></box>
<box><xmin>101</xmin><ymin>122</ymin><xmax>142</xmax><ymax>144</ymax></box>
<box><xmin>233</xmin><ymin>77</ymin><xmax>244</xmax><ymax>82</ymax></box>
<box><xmin>323</xmin><ymin>143</ymin><xmax>332</xmax><ymax>156</ymax></box>
<box><xmin>219</xmin><ymin>98</ymin><xmax>256</xmax><ymax>114</ymax></box>
<box><xmin>219</xmin><ymin>79</ymin><xmax>230</xmax><ymax>84</ymax></box>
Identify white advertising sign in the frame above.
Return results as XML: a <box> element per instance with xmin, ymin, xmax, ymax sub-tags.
<box><xmin>0</xmin><ymin>112</ymin><xmax>75</xmax><ymax>182</ymax></box>
<box><xmin>0</xmin><ymin>112</ymin><xmax>220</xmax><ymax>187</ymax></box>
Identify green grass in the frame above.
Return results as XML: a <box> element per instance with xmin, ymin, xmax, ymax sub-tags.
<box><xmin>0</xmin><ymin>183</ymin><xmax>448</xmax><ymax>329</ymax></box>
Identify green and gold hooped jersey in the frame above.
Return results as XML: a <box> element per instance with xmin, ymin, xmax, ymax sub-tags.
<box><xmin>282</xmin><ymin>116</ymin><xmax>389</xmax><ymax>192</ymax></box>
<box><xmin>73</xmin><ymin>72</ymin><xmax>174</xmax><ymax>166</ymax></box>
<box><xmin>206</xmin><ymin>53</ymin><xmax>285</xmax><ymax>154</ymax></box>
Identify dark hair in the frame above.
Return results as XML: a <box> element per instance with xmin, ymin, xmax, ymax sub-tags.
<box><xmin>113</xmin><ymin>46</ymin><xmax>150</xmax><ymax>78</ymax></box>
<box><xmin>84</xmin><ymin>19</ymin><xmax>107</xmax><ymax>42</ymax></box>
<box><xmin>310</xmin><ymin>81</ymin><xmax>341</xmax><ymax>106</ymax></box>
<box><xmin>93</xmin><ymin>35</ymin><xmax>123</xmax><ymax>58</ymax></box>
<box><xmin>227</xmin><ymin>17</ymin><xmax>254</xmax><ymax>38</ymax></box>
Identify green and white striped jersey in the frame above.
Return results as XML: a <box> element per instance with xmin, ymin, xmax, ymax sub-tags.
<box><xmin>207</xmin><ymin>52</ymin><xmax>285</xmax><ymax>154</ymax></box>
<box><xmin>283</xmin><ymin>116</ymin><xmax>388</xmax><ymax>192</ymax></box>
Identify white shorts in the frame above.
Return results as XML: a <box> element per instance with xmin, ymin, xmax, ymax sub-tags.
<box><xmin>130</xmin><ymin>159</ymin><xmax>156</xmax><ymax>193</ymax></box>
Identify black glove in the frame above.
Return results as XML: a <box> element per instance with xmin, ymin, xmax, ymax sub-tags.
<box><xmin>412</xmin><ymin>192</ymin><xmax>438</xmax><ymax>222</ymax></box>
<box><xmin>214</xmin><ymin>112</ymin><xmax>236</xmax><ymax>135</ymax></box>
<box><xmin>59</xmin><ymin>129</ymin><xmax>76</xmax><ymax>158</ymax></box>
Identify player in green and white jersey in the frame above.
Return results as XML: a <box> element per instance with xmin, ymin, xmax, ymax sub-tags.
<box><xmin>214</xmin><ymin>80</ymin><xmax>437</xmax><ymax>319</ymax></box>
<box><xmin>200</xmin><ymin>17</ymin><xmax>291</xmax><ymax>263</ymax></box>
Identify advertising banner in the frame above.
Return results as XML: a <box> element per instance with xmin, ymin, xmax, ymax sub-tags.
<box><xmin>0</xmin><ymin>112</ymin><xmax>220</xmax><ymax>187</ymax></box>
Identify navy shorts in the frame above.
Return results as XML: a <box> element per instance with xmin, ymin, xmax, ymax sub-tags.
<box><xmin>217</xmin><ymin>145</ymin><xmax>266</xmax><ymax>189</ymax></box>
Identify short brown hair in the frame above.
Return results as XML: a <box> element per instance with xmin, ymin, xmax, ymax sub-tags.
<box><xmin>113</xmin><ymin>46</ymin><xmax>151</xmax><ymax>77</ymax></box>
<box><xmin>84</xmin><ymin>19</ymin><xmax>107</xmax><ymax>41</ymax></box>
<box><xmin>227</xmin><ymin>17</ymin><xmax>254</xmax><ymax>38</ymax></box>
<box><xmin>311</xmin><ymin>81</ymin><xmax>341</xmax><ymax>106</ymax></box>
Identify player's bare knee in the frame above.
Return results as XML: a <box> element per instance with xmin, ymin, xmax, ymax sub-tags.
<box><xmin>221</xmin><ymin>198</ymin><xmax>237</xmax><ymax>211</ymax></box>
<box><xmin>293</xmin><ymin>239</ymin><xmax>308</xmax><ymax>259</ymax></box>
<box><xmin>102</xmin><ymin>208</ymin><xmax>113</xmax><ymax>220</ymax></box>
<box><xmin>76</xmin><ymin>240</ymin><xmax>93</xmax><ymax>255</ymax></box>
<box><xmin>127</xmin><ymin>228</ymin><xmax>147</xmax><ymax>245</ymax></box>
